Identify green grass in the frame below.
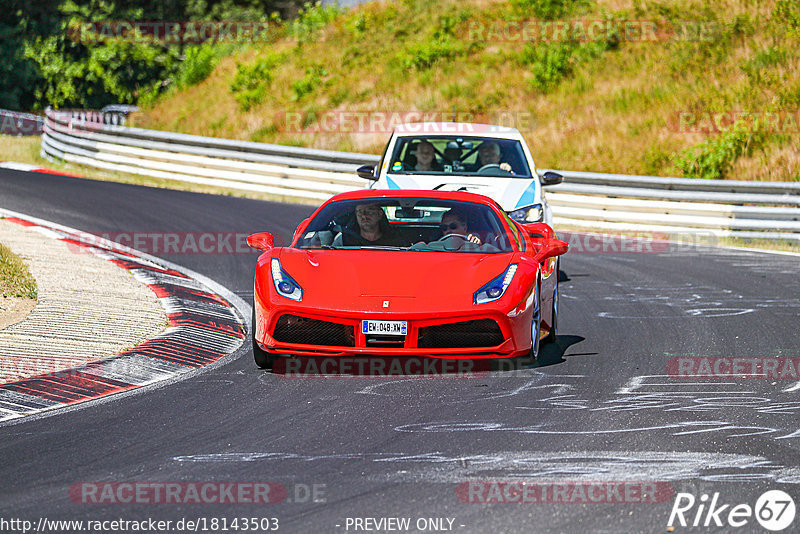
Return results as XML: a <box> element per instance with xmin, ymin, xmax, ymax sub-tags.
<box><xmin>0</xmin><ymin>241</ymin><xmax>37</xmax><ymax>299</ymax></box>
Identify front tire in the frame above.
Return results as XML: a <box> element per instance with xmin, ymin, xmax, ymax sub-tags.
<box><xmin>530</xmin><ymin>279</ymin><xmax>541</xmax><ymax>359</ymax></box>
<box><xmin>252</xmin><ymin>308</ymin><xmax>275</xmax><ymax>369</ymax></box>
<box><xmin>545</xmin><ymin>259</ymin><xmax>559</xmax><ymax>343</ymax></box>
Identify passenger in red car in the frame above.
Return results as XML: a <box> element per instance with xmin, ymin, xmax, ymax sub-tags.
<box><xmin>341</xmin><ymin>203</ymin><xmax>407</xmax><ymax>247</ymax></box>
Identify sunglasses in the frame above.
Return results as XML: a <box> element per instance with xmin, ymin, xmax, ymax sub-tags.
<box><xmin>440</xmin><ymin>222</ymin><xmax>463</xmax><ymax>231</ymax></box>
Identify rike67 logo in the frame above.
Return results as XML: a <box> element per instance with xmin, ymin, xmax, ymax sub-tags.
<box><xmin>668</xmin><ymin>490</ymin><xmax>796</xmax><ymax>531</ymax></box>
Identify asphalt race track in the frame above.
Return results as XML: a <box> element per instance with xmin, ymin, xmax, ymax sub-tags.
<box><xmin>1</xmin><ymin>168</ymin><xmax>799</xmax><ymax>533</ymax></box>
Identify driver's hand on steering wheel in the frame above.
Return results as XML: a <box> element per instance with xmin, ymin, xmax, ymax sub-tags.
<box><xmin>499</xmin><ymin>162</ymin><xmax>512</xmax><ymax>172</ymax></box>
<box><xmin>467</xmin><ymin>233</ymin><xmax>481</xmax><ymax>244</ymax></box>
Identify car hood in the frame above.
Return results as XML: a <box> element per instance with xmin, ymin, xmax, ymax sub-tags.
<box><xmin>276</xmin><ymin>248</ymin><xmax>516</xmax><ymax>313</ymax></box>
<box><xmin>382</xmin><ymin>174</ymin><xmax>540</xmax><ymax>211</ymax></box>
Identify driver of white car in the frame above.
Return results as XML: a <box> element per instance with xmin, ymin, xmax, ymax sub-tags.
<box><xmin>474</xmin><ymin>141</ymin><xmax>513</xmax><ymax>173</ymax></box>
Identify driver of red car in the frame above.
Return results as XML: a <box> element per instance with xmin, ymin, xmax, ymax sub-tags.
<box><xmin>440</xmin><ymin>209</ymin><xmax>481</xmax><ymax>245</ymax></box>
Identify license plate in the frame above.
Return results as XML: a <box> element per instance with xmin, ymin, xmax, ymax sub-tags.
<box><xmin>362</xmin><ymin>320</ymin><xmax>407</xmax><ymax>336</ymax></box>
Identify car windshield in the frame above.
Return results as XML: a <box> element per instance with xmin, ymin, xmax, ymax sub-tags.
<box><xmin>296</xmin><ymin>197</ymin><xmax>515</xmax><ymax>253</ymax></box>
<box><xmin>387</xmin><ymin>136</ymin><xmax>532</xmax><ymax>178</ymax></box>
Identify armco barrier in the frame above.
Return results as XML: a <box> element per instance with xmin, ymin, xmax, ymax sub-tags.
<box><xmin>41</xmin><ymin>108</ymin><xmax>800</xmax><ymax>241</ymax></box>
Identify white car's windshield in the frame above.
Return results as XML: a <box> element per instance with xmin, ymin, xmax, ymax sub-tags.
<box><xmin>296</xmin><ymin>198</ymin><xmax>515</xmax><ymax>253</ymax></box>
<box><xmin>387</xmin><ymin>136</ymin><xmax>532</xmax><ymax>178</ymax></box>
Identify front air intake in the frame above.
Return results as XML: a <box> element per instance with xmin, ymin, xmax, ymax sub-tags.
<box><xmin>417</xmin><ymin>319</ymin><xmax>504</xmax><ymax>348</ymax></box>
<box><xmin>272</xmin><ymin>315</ymin><xmax>355</xmax><ymax>347</ymax></box>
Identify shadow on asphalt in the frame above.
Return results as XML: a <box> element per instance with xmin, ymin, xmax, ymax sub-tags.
<box><xmin>534</xmin><ymin>334</ymin><xmax>587</xmax><ymax>368</ymax></box>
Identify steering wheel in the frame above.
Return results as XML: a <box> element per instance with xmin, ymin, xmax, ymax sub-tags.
<box><xmin>477</xmin><ymin>163</ymin><xmax>501</xmax><ymax>173</ymax></box>
<box><xmin>441</xmin><ymin>233</ymin><xmax>471</xmax><ymax>241</ymax></box>
<box><xmin>477</xmin><ymin>164</ymin><xmax>514</xmax><ymax>176</ymax></box>
<box><xmin>437</xmin><ymin>233</ymin><xmax>472</xmax><ymax>250</ymax></box>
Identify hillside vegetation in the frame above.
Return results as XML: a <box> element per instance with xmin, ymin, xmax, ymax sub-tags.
<box><xmin>132</xmin><ymin>0</ymin><xmax>800</xmax><ymax>181</ymax></box>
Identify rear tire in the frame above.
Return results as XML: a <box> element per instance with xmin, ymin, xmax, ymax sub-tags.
<box><xmin>252</xmin><ymin>308</ymin><xmax>275</xmax><ymax>369</ymax></box>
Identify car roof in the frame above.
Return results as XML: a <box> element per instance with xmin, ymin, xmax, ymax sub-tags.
<box><xmin>392</xmin><ymin>122</ymin><xmax>523</xmax><ymax>140</ymax></box>
<box><xmin>325</xmin><ymin>189</ymin><xmax>504</xmax><ymax>209</ymax></box>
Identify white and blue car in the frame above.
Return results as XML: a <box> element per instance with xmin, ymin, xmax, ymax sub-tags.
<box><xmin>359</xmin><ymin>123</ymin><xmax>562</xmax><ymax>225</ymax></box>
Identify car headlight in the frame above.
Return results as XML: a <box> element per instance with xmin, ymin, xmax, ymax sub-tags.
<box><xmin>271</xmin><ymin>258</ymin><xmax>303</xmax><ymax>301</ymax></box>
<box><xmin>474</xmin><ymin>264</ymin><xmax>518</xmax><ymax>305</ymax></box>
<box><xmin>508</xmin><ymin>204</ymin><xmax>543</xmax><ymax>223</ymax></box>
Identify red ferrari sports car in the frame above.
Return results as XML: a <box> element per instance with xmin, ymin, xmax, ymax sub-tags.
<box><xmin>247</xmin><ymin>189</ymin><xmax>568</xmax><ymax>369</ymax></box>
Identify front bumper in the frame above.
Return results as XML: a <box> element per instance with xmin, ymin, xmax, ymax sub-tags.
<box><xmin>253</xmin><ymin>306</ymin><xmax>532</xmax><ymax>359</ymax></box>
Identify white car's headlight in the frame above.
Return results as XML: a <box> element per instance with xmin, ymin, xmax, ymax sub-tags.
<box><xmin>508</xmin><ymin>204</ymin><xmax>543</xmax><ymax>223</ymax></box>
<box><xmin>474</xmin><ymin>264</ymin><xmax>518</xmax><ymax>305</ymax></box>
<box><xmin>271</xmin><ymin>258</ymin><xmax>303</xmax><ymax>301</ymax></box>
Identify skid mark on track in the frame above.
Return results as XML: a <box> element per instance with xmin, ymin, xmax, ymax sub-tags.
<box><xmin>171</xmin><ymin>450</ymin><xmax>800</xmax><ymax>485</ymax></box>
<box><xmin>350</xmin><ymin>371</ymin><xmax>800</xmax><ymax>441</ymax></box>
<box><xmin>569</xmin><ymin>278</ymin><xmax>800</xmax><ymax>319</ymax></box>
<box><xmin>395</xmin><ymin>420</ymin><xmax>779</xmax><ymax>438</ymax></box>
<box><xmin>354</xmin><ymin>371</ymin><xmax>586</xmax><ymax>404</ymax></box>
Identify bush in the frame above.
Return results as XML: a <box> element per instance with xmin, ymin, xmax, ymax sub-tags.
<box><xmin>178</xmin><ymin>45</ymin><xmax>217</xmax><ymax>88</ymax></box>
<box><xmin>510</xmin><ymin>0</ymin><xmax>590</xmax><ymax>20</ymax></box>
<box><xmin>675</xmin><ymin>121</ymin><xmax>767</xmax><ymax>180</ymax></box>
<box><xmin>290</xmin><ymin>2</ymin><xmax>340</xmax><ymax>45</ymax></box>
<box><xmin>291</xmin><ymin>65</ymin><xmax>328</xmax><ymax>101</ymax></box>
<box><xmin>522</xmin><ymin>43</ymin><xmax>575</xmax><ymax>92</ymax></box>
<box><xmin>740</xmin><ymin>47</ymin><xmax>787</xmax><ymax>84</ymax></box>
<box><xmin>396</xmin><ymin>37</ymin><xmax>464</xmax><ymax>70</ymax></box>
<box><xmin>230</xmin><ymin>52</ymin><xmax>284</xmax><ymax>111</ymax></box>
<box><xmin>774</xmin><ymin>1</ymin><xmax>800</xmax><ymax>35</ymax></box>
<box><xmin>518</xmin><ymin>20</ymin><xmax>614</xmax><ymax>94</ymax></box>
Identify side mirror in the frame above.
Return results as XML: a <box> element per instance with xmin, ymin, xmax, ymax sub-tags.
<box><xmin>521</xmin><ymin>222</ymin><xmax>554</xmax><ymax>240</ymax></box>
<box><xmin>540</xmin><ymin>171</ymin><xmax>563</xmax><ymax>186</ymax></box>
<box><xmin>357</xmin><ymin>165</ymin><xmax>376</xmax><ymax>180</ymax></box>
<box><xmin>538</xmin><ymin>238</ymin><xmax>569</xmax><ymax>261</ymax></box>
<box><xmin>246</xmin><ymin>232</ymin><xmax>274</xmax><ymax>251</ymax></box>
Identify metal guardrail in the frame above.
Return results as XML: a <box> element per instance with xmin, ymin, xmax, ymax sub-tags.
<box><xmin>41</xmin><ymin>107</ymin><xmax>800</xmax><ymax>241</ymax></box>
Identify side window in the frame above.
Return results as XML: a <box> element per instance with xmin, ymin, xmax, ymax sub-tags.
<box><xmin>389</xmin><ymin>139</ymin><xmax>409</xmax><ymax>172</ymax></box>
